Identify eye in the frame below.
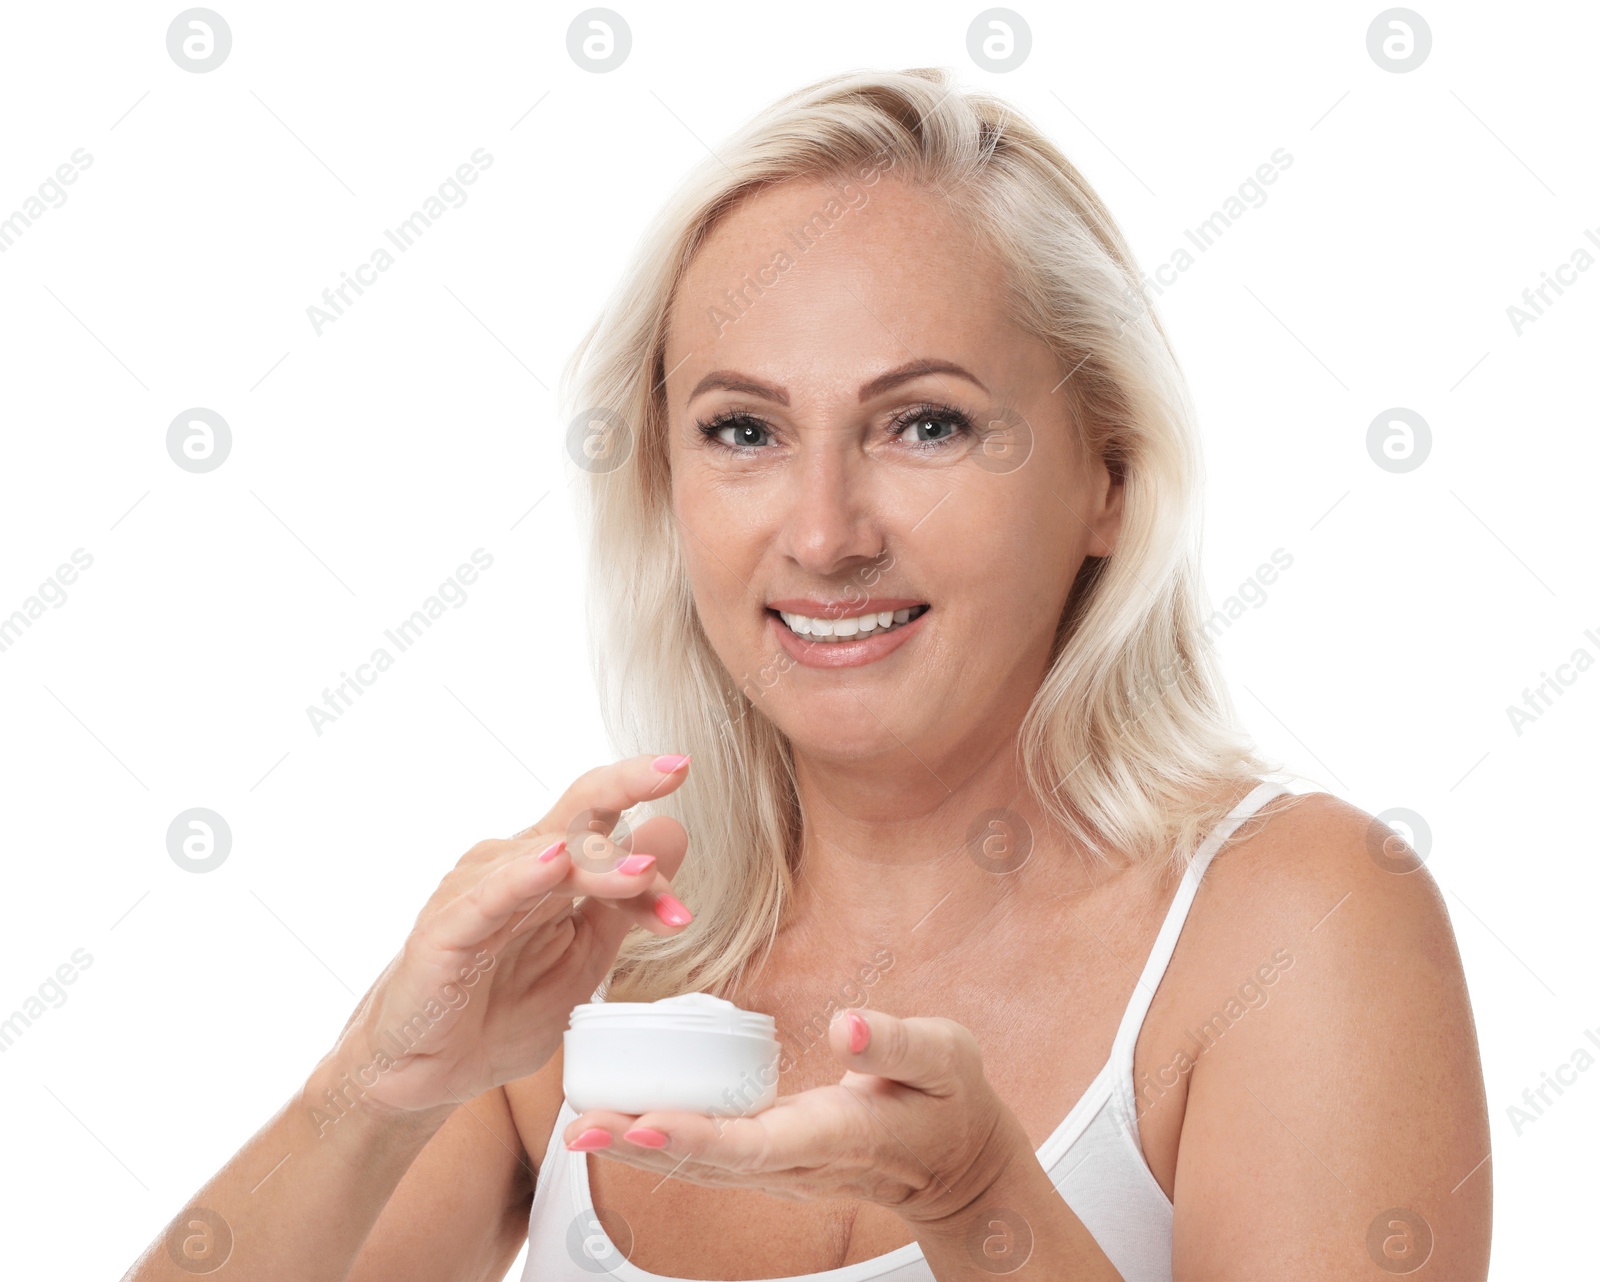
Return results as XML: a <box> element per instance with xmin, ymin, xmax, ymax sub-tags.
<box><xmin>890</xmin><ymin>402</ymin><xmax>975</xmax><ymax>451</ymax></box>
<box><xmin>695</xmin><ymin>410</ymin><xmax>773</xmax><ymax>451</ymax></box>
<box><xmin>693</xmin><ymin>402</ymin><xmax>977</xmax><ymax>455</ymax></box>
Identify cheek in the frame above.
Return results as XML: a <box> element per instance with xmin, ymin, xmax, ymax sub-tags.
<box><xmin>675</xmin><ymin>480</ymin><xmax>757</xmax><ymax>580</ymax></box>
<box><xmin>953</xmin><ymin>496</ymin><xmax>1082</xmax><ymax>635</ymax></box>
<box><xmin>679</xmin><ymin>545</ymin><xmax>768</xmax><ymax>661</ymax></box>
<box><xmin>675</xmin><ymin>464</ymin><xmax>767</xmax><ymax>542</ymax></box>
<box><xmin>962</xmin><ymin>486</ymin><xmax>1073</xmax><ymax>583</ymax></box>
<box><xmin>685</xmin><ymin>558</ymin><xmax>744</xmax><ymax>634</ymax></box>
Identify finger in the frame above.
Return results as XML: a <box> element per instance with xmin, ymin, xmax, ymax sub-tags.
<box><xmin>563</xmin><ymin>1096</ymin><xmax>847</xmax><ymax>1181</ymax></box>
<box><xmin>561</xmin><ymin>1109</ymin><xmax>714</xmax><ymax>1164</ymax></box>
<box><xmin>560</xmin><ymin>1110</ymin><xmax>695</xmax><ymax>1175</ymax></box>
<box><xmin>577</xmin><ymin>815</ymin><xmax>693</xmax><ymax>948</ymax></box>
<box><xmin>426</xmin><ymin>835</ymin><xmax>667</xmax><ymax>951</ymax></box>
<box><xmin>513</xmin><ymin>754</ymin><xmax>692</xmax><ymax>843</ymax></box>
<box><xmin>597</xmin><ymin>813</ymin><xmax>688</xmax><ymax>882</ymax></box>
<box><xmin>560</xmin><ymin>806</ymin><xmax>673</xmax><ymax>881</ymax></box>
<box><xmin>830</xmin><ymin>1011</ymin><xmax>975</xmax><ymax>1097</ymax></box>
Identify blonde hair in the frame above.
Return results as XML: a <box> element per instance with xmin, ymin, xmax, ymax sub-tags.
<box><xmin>560</xmin><ymin>66</ymin><xmax>1282</xmax><ymax>1004</ymax></box>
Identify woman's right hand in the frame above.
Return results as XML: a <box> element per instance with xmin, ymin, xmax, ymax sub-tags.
<box><xmin>322</xmin><ymin>753</ymin><xmax>695</xmax><ymax>1119</ymax></box>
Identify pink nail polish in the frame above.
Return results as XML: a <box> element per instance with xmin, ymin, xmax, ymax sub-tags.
<box><xmin>616</xmin><ymin>854</ymin><xmax>656</xmax><ymax>876</ymax></box>
<box><xmin>538</xmin><ymin>840</ymin><xmax>566</xmax><ymax>863</ymax></box>
<box><xmin>624</xmin><ymin>1127</ymin><xmax>669</xmax><ymax>1148</ymax></box>
<box><xmin>567</xmin><ymin>1127</ymin><xmax>612</xmax><ymax>1151</ymax></box>
<box><xmin>653</xmin><ymin>893</ymin><xmax>693</xmax><ymax>927</ymax></box>
<box><xmin>847</xmin><ymin>1012</ymin><xmax>870</xmax><ymax>1054</ymax></box>
<box><xmin>652</xmin><ymin>754</ymin><xmax>691</xmax><ymax>773</ymax></box>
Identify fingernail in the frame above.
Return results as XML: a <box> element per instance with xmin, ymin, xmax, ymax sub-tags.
<box><xmin>847</xmin><ymin>1012</ymin><xmax>870</xmax><ymax>1054</ymax></box>
<box><xmin>624</xmin><ymin>1127</ymin><xmax>669</xmax><ymax>1148</ymax></box>
<box><xmin>567</xmin><ymin>1127</ymin><xmax>611</xmax><ymax>1151</ymax></box>
<box><xmin>654</xmin><ymin>893</ymin><xmax>693</xmax><ymax>927</ymax></box>
<box><xmin>538</xmin><ymin>840</ymin><xmax>566</xmax><ymax>863</ymax></box>
<box><xmin>652</xmin><ymin>754</ymin><xmax>691</xmax><ymax>773</ymax></box>
<box><xmin>615</xmin><ymin>854</ymin><xmax>656</xmax><ymax>876</ymax></box>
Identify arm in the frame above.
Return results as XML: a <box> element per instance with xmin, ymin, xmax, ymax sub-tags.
<box><xmin>121</xmin><ymin>1053</ymin><xmax>472</xmax><ymax>1282</ymax></box>
<box><xmin>906</xmin><ymin>1114</ymin><xmax>1124</xmax><ymax>1280</ymax></box>
<box><xmin>346</xmin><ymin>1072</ymin><xmax>537</xmax><ymax>1282</ymax></box>
<box><xmin>1170</xmin><ymin>794</ymin><xmax>1492</xmax><ymax>1279</ymax></box>
<box><xmin>342</xmin><ymin>1033</ymin><xmax>575</xmax><ymax>1281</ymax></box>
<box><xmin>125</xmin><ymin>1030</ymin><xmax>563</xmax><ymax>1282</ymax></box>
<box><xmin>122</xmin><ymin>753</ymin><xmax>695</xmax><ymax>1281</ymax></box>
<box><xmin>344</xmin><ymin>1047</ymin><xmax>567</xmax><ymax>1280</ymax></box>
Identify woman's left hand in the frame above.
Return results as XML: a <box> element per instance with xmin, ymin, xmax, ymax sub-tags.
<box><xmin>562</xmin><ymin>1006</ymin><xmax>1027</xmax><ymax>1229</ymax></box>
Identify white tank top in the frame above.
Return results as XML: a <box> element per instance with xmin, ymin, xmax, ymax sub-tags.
<box><xmin>520</xmin><ymin>780</ymin><xmax>1291</xmax><ymax>1282</ymax></box>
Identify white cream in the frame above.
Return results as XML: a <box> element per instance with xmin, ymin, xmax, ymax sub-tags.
<box><xmin>650</xmin><ymin>992</ymin><xmax>737</xmax><ymax>1011</ymax></box>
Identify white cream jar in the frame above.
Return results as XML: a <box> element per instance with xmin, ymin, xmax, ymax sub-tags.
<box><xmin>563</xmin><ymin>991</ymin><xmax>781</xmax><ymax>1117</ymax></box>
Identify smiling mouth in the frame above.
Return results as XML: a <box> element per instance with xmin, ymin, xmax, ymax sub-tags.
<box><xmin>766</xmin><ymin>604</ymin><xmax>930</xmax><ymax>642</ymax></box>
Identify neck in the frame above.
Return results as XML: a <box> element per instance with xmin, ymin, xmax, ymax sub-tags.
<box><xmin>779</xmin><ymin>731</ymin><xmax>1107</xmax><ymax>975</ymax></box>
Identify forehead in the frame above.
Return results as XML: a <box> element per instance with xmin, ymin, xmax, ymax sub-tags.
<box><xmin>664</xmin><ymin>176</ymin><xmax>1020</xmax><ymax>404</ymax></box>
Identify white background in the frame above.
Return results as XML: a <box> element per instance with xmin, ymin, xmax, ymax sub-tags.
<box><xmin>1</xmin><ymin>1</ymin><xmax>1594</xmax><ymax>1277</ymax></box>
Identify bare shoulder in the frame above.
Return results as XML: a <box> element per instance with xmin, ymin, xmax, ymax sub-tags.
<box><xmin>1195</xmin><ymin>788</ymin><xmax>1451</xmax><ymax>952</ymax></box>
<box><xmin>503</xmin><ymin>1044</ymin><xmax>570</xmax><ymax>1186</ymax></box>
<box><xmin>1179</xmin><ymin>788</ymin><xmax>1472</xmax><ymax>1100</ymax></box>
<box><xmin>1163</xmin><ymin>789</ymin><xmax>1492</xmax><ymax>1279</ymax></box>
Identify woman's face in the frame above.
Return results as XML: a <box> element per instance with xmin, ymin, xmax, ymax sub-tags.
<box><xmin>663</xmin><ymin>175</ymin><xmax>1122</xmax><ymax>767</ymax></box>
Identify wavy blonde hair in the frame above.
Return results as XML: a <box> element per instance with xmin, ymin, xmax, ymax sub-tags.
<box><xmin>560</xmin><ymin>66</ymin><xmax>1281</xmax><ymax>1004</ymax></box>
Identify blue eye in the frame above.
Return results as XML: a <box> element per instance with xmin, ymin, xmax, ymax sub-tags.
<box><xmin>695</xmin><ymin>412</ymin><xmax>772</xmax><ymax>450</ymax></box>
<box><xmin>890</xmin><ymin>404</ymin><xmax>975</xmax><ymax>449</ymax></box>
<box><xmin>693</xmin><ymin>402</ymin><xmax>976</xmax><ymax>454</ymax></box>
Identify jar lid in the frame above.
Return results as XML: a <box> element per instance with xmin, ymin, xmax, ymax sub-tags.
<box><xmin>568</xmin><ymin>991</ymin><xmax>776</xmax><ymax>1040</ymax></box>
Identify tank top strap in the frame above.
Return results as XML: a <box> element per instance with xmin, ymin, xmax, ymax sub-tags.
<box><xmin>1107</xmin><ymin>779</ymin><xmax>1292</xmax><ymax>1062</ymax></box>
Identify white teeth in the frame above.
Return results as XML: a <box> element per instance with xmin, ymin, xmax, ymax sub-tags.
<box><xmin>776</xmin><ymin>604</ymin><xmax>926</xmax><ymax>642</ymax></box>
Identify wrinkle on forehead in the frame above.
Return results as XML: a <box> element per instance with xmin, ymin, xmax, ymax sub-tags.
<box><xmin>664</xmin><ymin>176</ymin><xmax>1024</xmax><ymax>411</ymax></box>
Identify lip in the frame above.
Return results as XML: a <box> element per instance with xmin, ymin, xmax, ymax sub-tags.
<box><xmin>767</xmin><ymin>604</ymin><xmax>929</xmax><ymax>668</ymax></box>
<box><xmin>766</xmin><ymin>597</ymin><xmax>926</xmax><ymax>618</ymax></box>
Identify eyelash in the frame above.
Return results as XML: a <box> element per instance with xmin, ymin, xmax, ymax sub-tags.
<box><xmin>694</xmin><ymin>402</ymin><xmax>976</xmax><ymax>455</ymax></box>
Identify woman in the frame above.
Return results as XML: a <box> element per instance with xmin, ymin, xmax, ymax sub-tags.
<box><xmin>127</xmin><ymin>67</ymin><xmax>1491</xmax><ymax>1281</ymax></box>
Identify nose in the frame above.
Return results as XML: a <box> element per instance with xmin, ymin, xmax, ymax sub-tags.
<box><xmin>773</xmin><ymin>437</ymin><xmax>884</xmax><ymax>577</ymax></box>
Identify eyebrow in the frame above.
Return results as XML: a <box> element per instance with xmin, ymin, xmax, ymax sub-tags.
<box><xmin>686</xmin><ymin>358</ymin><xmax>988</xmax><ymax>407</ymax></box>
